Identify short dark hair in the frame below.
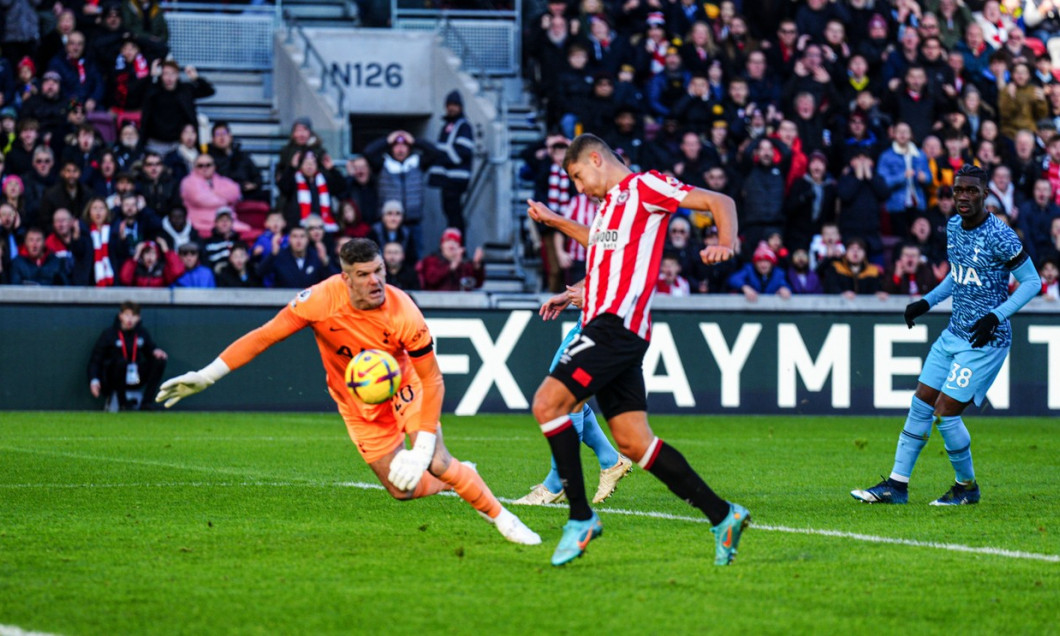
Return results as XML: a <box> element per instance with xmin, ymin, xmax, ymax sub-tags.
<box><xmin>212</xmin><ymin>121</ymin><xmax>230</xmax><ymax>134</ymax></box>
<box><xmin>956</xmin><ymin>164</ymin><xmax>988</xmax><ymax>185</ymax></box>
<box><xmin>562</xmin><ymin>133</ymin><xmax>613</xmax><ymax>172</ymax></box>
<box><xmin>339</xmin><ymin>237</ymin><xmax>380</xmax><ymax>266</ymax></box>
<box><xmin>120</xmin><ymin>300</ymin><xmax>141</xmax><ymax>315</ymax></box>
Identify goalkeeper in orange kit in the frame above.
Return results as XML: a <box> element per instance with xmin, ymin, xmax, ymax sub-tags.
<box><xmin>155</xmin><ymin>238</ymin><xmax>540</xmax><ymax>545</ymax></box>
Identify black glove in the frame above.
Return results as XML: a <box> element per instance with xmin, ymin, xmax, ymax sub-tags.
<box><xmin>904</xmin><ymin>299</ymin><xmax>930</xmax><ymax>328</ymax></box>
<box><xmin>969</xmin><ymin>312</ymin><xmax>1000</xmax><ymax>348</ymax></box>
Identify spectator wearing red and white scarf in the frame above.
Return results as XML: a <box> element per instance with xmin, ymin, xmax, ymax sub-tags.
<box><xmin>82</xmin><ymin>197</ymin><xmax>118</xmax><ymax>286</ymax></box>
<box><xmin>975</xmin><ymin>0</ymin><xmax>1012</xmax><ymax>50</ymax></box>
<box><xmin>655</xmin><ymin>251</ymin><xmax>692</xmax><ymax>297</ymax></box>
<box><xmin>532</xmin><ymin>135</ymin><xmax>576</xmax><ymax>292</ymax></box>
<box><xmin>46</xmin><ymin>30</ymin><xmax>104</xmax><ymax>111</ymax></box>
<box><xmin>46</xmin><ymin>207</ymin><xmax>93</xmax><ymax>285</ymax></box>
<box><xmin>111</xmin><ymin>34</ymin><xmax>152</xmax><ymax>113</ymax></box>
<box><xmin>279</xmin><ymin>149</ymin><xmax>346</xmax><ymax>233</ymax></box>
<box><xmin>642</xmin><ymin>12</ymin><xmax>670</xmax><ymax>77</ymax></box>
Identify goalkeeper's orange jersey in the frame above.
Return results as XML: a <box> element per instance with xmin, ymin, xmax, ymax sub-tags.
<box><xmin>218</xmin><ymin>275</ymin><xmax>433</xmax><ymax>415</ymax></box>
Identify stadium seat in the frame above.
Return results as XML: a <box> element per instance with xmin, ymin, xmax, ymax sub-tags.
<box><xmin>88</xmin><ymin>112</ymin><xmax>118</xmax><ymax>144</ymax></box>
<box><xmin>236</xmin><ymin>200</ymin><xmax>270</xmax><ymax>242</ymax></box>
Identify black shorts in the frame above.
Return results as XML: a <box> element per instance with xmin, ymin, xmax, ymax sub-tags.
<box><xmin>549</xmin><ymin>313</ymin><xmax>650</xmax><ymax>420</ymax></box>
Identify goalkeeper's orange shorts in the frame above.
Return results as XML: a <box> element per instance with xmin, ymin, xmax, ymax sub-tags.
<box><xmin>330</xmin><ymin>376</ymin><xmax>423</xmax><ymax>463</ymax></box>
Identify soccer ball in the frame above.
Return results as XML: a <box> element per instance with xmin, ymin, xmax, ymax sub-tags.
<box><xmin>345</xmin><ymin>349</ymin><xmax>402</xmax><ymax>404</ymax></box>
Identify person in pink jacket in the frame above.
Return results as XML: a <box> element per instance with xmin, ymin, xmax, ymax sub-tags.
<box><xmin>179</xmin><ymin>154</ymin><xmax>247</xmax><ymax>236</ymax></box>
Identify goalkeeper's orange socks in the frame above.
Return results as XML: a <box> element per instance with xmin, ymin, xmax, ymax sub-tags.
<box><xmin>438</xmin><ymin>459</ymin><xmax>502</xmax><ymax>519</ymax></box>
<box><xmin>411</xmin><ymin>472</ymin><xmax>451</xmax><ymax>499</ymax></box>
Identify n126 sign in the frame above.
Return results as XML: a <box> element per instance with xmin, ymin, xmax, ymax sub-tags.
<box><xmin>331</xmin><ymin>62</ymin><xmax>403</xmax><ymax>88</ymax></box>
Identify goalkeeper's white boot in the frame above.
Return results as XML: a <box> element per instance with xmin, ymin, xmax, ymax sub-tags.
<box><xmin>489</xmin><ymin>508</ymin><xmax>542</xmax><ymax>545</ymax></box>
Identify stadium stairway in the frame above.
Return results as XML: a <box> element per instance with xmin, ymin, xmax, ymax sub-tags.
<box><xmin>498</xmin><ymin>96</ymin><xmax>545</xmax><ymax>292</ymax></box>
<box><xmin>197</xmin><ymin>70</ymin><xmax>285</xmax><ymax>202</ymax></box>
<box><xmin>476</xmin><ymin>95</ymin><xmax>544</xmax><ymax>293</ymax></box>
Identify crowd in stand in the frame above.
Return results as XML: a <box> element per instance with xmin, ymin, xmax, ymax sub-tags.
<box><xmin>522</xmin><ymin>0</ymin><xmax>1060</xmax><ymax>300</ymax></box>
<box><xmin>0</xmin><ymin>1</ymin><xmax>483</xmax><ymax>292</ymax></box>
<box><xmin>4</xmin><ymin>1</ymin><xmax>1060</xmax><ymax>300</ymax></box>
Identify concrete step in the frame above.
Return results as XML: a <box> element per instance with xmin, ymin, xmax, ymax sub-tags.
<box><xmin>205</xmin><ymin>82</ymin><xmax>270</xmax><ymax>104</ymax></box>
<box><xmin>202</xmin><ymin>70</ymin><xmax>269</xmax><ymax>85</ymax></box>
<box><xmin>223</xmin><ymin>121</ymin><xmax>282</xmax><ymax>138</ymax></box>
<box><xmin>198</xmin><ymin>104</ymin><xmax>277</xmax><ymax>122</ymax></box>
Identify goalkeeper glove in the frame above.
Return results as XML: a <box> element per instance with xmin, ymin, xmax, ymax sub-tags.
<box><xmin>904</xmin><ymin>299</ymin><xmax>930</xmax><ymax>328</ymax></box>
<box><xmin>969</xmin><ymin>312</ymin><xmax>1000</xmax><ymax>348</ymax></box>
<box><xmin>388</xmin><ymin>431</ymin><xmax>437</xmax><ymax>491</ymax></box>
<box><xmin>155</xmin><ymin>358</ymin><xmax>230</xmax><ymax>408</ymax></box>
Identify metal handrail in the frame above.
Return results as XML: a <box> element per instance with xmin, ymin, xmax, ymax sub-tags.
<box><xmin>283</xmin><ymin>11</ymin><xmax>351</xmax><ymax>115</ymax></box>
<box><xmin>434</xmin><ymin>16</ymin><xmax>513</xmax><ymax>265</ymax></box>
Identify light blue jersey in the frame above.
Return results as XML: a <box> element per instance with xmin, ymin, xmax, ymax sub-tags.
<box><xmin>942</xmin><ymin>214</ymin><xmax>1024</xmax><ymax>348</ymax></box>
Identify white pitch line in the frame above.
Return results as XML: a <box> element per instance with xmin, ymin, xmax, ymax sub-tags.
<box><xmin>0</xmin><ymin>625</ymin><xmax>64</xmax><ymax>636</ymax></box>
<box><xmin>5</xmin><ymin>478</ymin><xmax>1056</xmax><ymax>564</ymax></box>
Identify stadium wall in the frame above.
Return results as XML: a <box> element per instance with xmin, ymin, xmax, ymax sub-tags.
<box><xmin>2</xmin><ymin>289</ymin><xmax>1058</xmax><ymax>416</ymax></box>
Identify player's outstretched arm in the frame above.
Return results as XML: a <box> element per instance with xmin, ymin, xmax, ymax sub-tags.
<box><xmin>388</xmin><ymin>351</ymin><xmax>445</xmax><ymax>491</ymax></box>
<box><xmin>154</xmin><ymin>306</ymin><xmax>309</xmax><ymax>408</ymax></box>
<box><xmin>683</xmin><ymin>188</ymin><xmax>738</xmax><ymax>263</ymax></box>
<box><xmin>527</xmin><ymin>199</ymin><xmax>590</xmax><ymax>247</ymax></box>
<box><xmin>155</xmin><ymin>358</ymin><xmax>230</xmax><ymax>408</ymax></box>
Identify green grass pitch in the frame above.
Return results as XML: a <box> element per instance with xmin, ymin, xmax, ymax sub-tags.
<box><xmin>2</xmin><ymin>412</ymin><xmax>1057</xmax><ymax>635</ymax></box>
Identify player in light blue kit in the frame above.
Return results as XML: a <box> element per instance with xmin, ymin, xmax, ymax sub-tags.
<box><xmin>513</xmin><ymin>283</ymin><xmax>633</xmax><ymax>505</ymax></box>
<box><xmin>852</xmin><ymin>165</ymin><xmax>1042</xmax><ymax>505</ymax></box>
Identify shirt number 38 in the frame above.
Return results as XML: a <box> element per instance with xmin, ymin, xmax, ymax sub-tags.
<box><xmin>948</xmin><ymin>363</ymin><xmax>974</xmax><ymax>388</ymax></box>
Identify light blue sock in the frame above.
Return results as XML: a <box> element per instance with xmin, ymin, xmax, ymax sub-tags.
<box><xmin>890</xmin><ymin>396</ymin><xmax>934</xmax><ymax>481</ymax></box>
<box><xmin>542</xmin><ymin>457</ymin><xmax>564</xmax><ymax>494</ymax></box>
<box><xmin>541</xmin><ymin>406</ymin><xmax>619</xmax><ymax>490</ymax></box>
<box><xmin>937</xmin><ymin>415</ymin><xmax>975</xmax><ymax>484</ymax></box>
<box><xmin>577</xmin><ymin>405</ymin><xmax>620</xmax><ymax>470</ymax></box>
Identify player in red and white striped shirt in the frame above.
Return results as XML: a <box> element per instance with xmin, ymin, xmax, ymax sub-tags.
<box><xmin>527</xmin><ymin>133</ymin><xmax>751</xmax><ymax>567</ymax></box>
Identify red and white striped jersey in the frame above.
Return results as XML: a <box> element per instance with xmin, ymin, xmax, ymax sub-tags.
<box><xmin>563</xmin><ymin>194</ymin><xmax>597</xmax><ymax>262</ymax></box>
<box><xmin>583</xmin><ymin>170</ymin><xmax>692</xmax><ymax>340</ymax></box>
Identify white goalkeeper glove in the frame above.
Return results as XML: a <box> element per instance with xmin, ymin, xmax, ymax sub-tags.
<box><xmin>155</xmin><ymin>358</ymin><xmax>230</xmax><ymax>408</ymax></box>
<box><xmin>387</xmin><ymin>431</ymin><xmax>437</xmax><ymax>491</ymax></box>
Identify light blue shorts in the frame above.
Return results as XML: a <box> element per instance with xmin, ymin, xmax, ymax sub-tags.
<box><xmin>919</xmin><ymin>328</ymin><xmax>1009</xmax><ymax>406</ymax></box>
<box><xmin>549</xmin><ymin>320</ymin><xmax>582</xmax><ymax>373</ymax></box>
